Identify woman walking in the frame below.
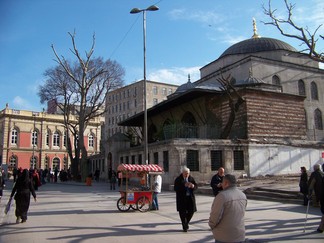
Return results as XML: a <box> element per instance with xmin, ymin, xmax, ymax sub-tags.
<box><xmin>299</xmin><ymin>166</ymin><xmax>309</xmax><ymax>206</ymax></box>
<box><xmin>10</xmin><ymin>169</ymin><xmax>37</xmax><ymax>223</ymax></box>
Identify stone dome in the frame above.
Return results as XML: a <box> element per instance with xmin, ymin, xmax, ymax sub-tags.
<box><xmin>219</xmin><ymin>37</ymin><xmax>297</xmax><ymax>58</ymax></box>
<box><xmin>175</xmin><ymin>80</ymin><xmax>196</xmax><ymax>93</ymax></box>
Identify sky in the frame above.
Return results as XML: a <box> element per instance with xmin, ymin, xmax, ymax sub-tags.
<box><xmin>0</xmin><ymin>0</ymin><xmax>323</xmax><ymax>112</ymax></box>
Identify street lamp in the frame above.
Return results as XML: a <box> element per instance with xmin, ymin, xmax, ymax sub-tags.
<box><xmin>130</xmin><ymin>5</ymin><xmax>159</xmax><ymax>165</ymax></box>
<box><xmin>32</xmin><ymin>113</ymin><xmax>36</xmax><ymax>169</ymax></box>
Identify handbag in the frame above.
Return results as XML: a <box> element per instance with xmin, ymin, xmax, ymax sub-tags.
<box><xmin>4</xmin><ymin>197</ymin><xmax>12</xmax><ymax>214</ymax></box>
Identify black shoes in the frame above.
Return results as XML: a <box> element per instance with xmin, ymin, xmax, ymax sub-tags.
<box><xmin>316</xmin><ymin>228</ymin><xmax>323</xmax><ymax>233</ymax></box>
<box><xmin>182</xmin><ymin>224</ymin><xmax>189</xmax><ymax>232</ymax></box>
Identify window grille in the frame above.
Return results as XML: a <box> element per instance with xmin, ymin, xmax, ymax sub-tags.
<box><xmin>233</xmin><ymin>150</ymin><xmax>244</xmax><ymax>170</ymax></box>
<box><xmin>211</xmin><ymin>150</ymin><xmax>223</xmax><ymax>171</ymax></box>
<box><xmin>186</xmin><ymin>150</ymin><xmax>199</xmax><ymax>171</ymax></box>
<box><xmin>163</xmin><ymin>151</ymin><xmax>169</xmax><ymax>172</ymax></box>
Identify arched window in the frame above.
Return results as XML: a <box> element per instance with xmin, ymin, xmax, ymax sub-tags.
<box><xmin>63</xmin><ymin>156</ymin><xmax>68</xmax><ymax>170</ymax></box>
<box><xmin>9</xmin><ymin>155</ymin><xmax>17</xmax><ymax>168</ymax></box>
<box><xmin>52</xmin><ymin>157</ymin><xmax>60</xmax><ymax>170</ymax></box>
<box><xmin>148</xmin><ymin>124</ymin><xmax>158</xmax><ymax>143</ymax></box>
<box><xmin>11</xmin><ymin>128</ymin><xmax>18</xmax><ymax>145</ymax></box>
<box><xmin>272</xmin><ymin>75</ymin><xmax>280</xmax><ymax>85</ymax></box>
<box><xmin>181</xmin><ymin>112</ymin><xmax>197</xmax><ymax>125</ymax></box>
<box><xmin>44</xmin><ymin>156</ymin><xmax>49</xmax><ymax>169</ymax></box>
<box><xmin>181</xmin><ymin>112</ymin><xmax>198</xmax><ymax>138</ymax></box>
<box><xmin>311</xmin><ymin>81</ymin><xmax>319</xmax><ymax>100</ymax></box>
<box><xmin>88</xmin><ymin>133</ymin><xmax>94</xmax><ymax>148</ymax></box>
<box><xmin>298</xmin><ymin>79</ymin><xmax>306</xmax><ymax>96</ymax></box>
<box><xmin>30</xmin><ymin>155</ymin><xmax>37</xmax><ymax>169</ymax></box>
<box><xmin>53</xmin><ymin>131</ymin><xmax>60</xmax><ymax>147</ymax></box>
<box><xmin>162</xmin><ymin>119</ymin><xmax>174</xmax><ymax>140</ymax></box>
<box><xmin>46</xmin><ymin>129</ymin><xmax>50</xmax><ymax>146</ymax></box>
<box><xmin>32</xmin><ymin>130</ymin><xmax>38</xmax><ymax>146</ymax></box>
<box><xmin>314</xmin><ymin>108</ymin><xmax>323</xmax><ymax>130</ymax></box>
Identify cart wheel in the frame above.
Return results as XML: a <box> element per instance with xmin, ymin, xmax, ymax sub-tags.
<box><xmin>117</xmin><ymin>197</ymin><xmax>131</xmax><ymax>212</ymax></box>
<box><xmin>130</xmin><ymin>205</ymin><xmax>137</xmax><ymax>210</ymax></box>
<box><xmin>136</xmin><ymin>196</ymin><xmax>150</xmax><ymax>212</ymax></box>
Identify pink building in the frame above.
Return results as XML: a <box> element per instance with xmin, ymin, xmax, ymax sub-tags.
<box><xmin>0</xmin><ymin>105</ymin><xmax>102</xmax><ymax>173</ymax></box>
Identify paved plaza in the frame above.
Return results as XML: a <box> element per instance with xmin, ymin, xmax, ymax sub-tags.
<box><xmin>1</xmin><ymin>180</ymin><xmax>324</xmax><ymax>243</ymax></box>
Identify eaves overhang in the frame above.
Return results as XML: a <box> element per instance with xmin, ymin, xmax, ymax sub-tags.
<box><xmin>118</xmin><ymin>88</ymin><xmax>222</xmax><ymax>127</ymax></box>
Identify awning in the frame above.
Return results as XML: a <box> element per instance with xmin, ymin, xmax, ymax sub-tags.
<box><xmin>117</xmin><ymin>164</ymin><xmax>163</xmax><ymax>173</ymax></box>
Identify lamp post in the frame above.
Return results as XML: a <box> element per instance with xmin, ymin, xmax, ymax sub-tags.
<box><xmin>32</xmin><ymin>113</ymin><xmax>36</xmax><ymax>169</ymax></box>
<box><xmin>130</xmin><ymin>5</ymin><xmax>159</xmax><ymax>165</ymax></box>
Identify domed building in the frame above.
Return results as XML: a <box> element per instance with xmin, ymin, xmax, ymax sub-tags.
<box><xmin>117</xmin><ymin>21</ymin><xmax>324</xmax><ymax>186</ymax></box>
<box><xmin>199</xmin><ymin>23</ymin><xmax>323</xmax><ymax>142</ymax></box>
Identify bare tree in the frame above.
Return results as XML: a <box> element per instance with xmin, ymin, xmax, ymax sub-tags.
<box><xmin>39</xmin><ymin>31</ymin><xmax>125</xmax><ymax>181</ymax></box>
<box><xmin>263</xmin><ymin>0</ymin><xmax>323</xmax><ymax>63</ymax></box>
<box><xmin>216</xmin><ymin>75</ymin><xmax>245</xmax><ymax>139</ymax></box>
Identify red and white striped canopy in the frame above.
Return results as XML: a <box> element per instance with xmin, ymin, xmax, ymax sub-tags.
<box><xmin>117</xmin><ymin>164</ymin><xmax>163</xmax><ymax>173</ymax></box>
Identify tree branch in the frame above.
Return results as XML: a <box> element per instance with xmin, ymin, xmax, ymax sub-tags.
<box><xmin>262</xmin><ymin>0</ymin><xmax>323</xmax><ymax>62</ymax></box>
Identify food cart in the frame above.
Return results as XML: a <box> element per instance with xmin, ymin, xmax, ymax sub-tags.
<box><xmin>116</xmin><ymin>164</ymin><xmax>163</xmax><ymax>212</ymax></box>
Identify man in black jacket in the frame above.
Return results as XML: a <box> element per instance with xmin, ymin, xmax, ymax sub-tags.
<box><xmin>174</xmin><ymin>166</ymin><xmax>197</xmax><ymax>232</ymax></box>
<box><xmin>308</xmin><ymin>164</ymin><xmax>324</xmax><ymax>206</ymax></box>
<box><xmin>210</xmin><ymin>167</ymin><xmax>225</xmax><ymax>196</ymax></box>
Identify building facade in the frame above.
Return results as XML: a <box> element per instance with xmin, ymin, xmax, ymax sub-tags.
<box><xmin>111</xmin><ymin>30</ymin><xmax>324</xmax><ymax>188</ymax></box>
<box><xmin>102</xmin><ymin>80</ymin><xmax>178</xmax><ymax>174</ymax></box>
<box><xmin>104</xmin><ymin>80</ymin><xmax>178</xmax><ymax>138</ymax></box>
<box><xmin>0</xmin><ymin>105</ymin><xmax>102</xmax><ymax>175</ymax></box>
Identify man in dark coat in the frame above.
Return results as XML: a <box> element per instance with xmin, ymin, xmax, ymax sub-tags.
<box><xmin>174</xmin><ymin>166</ymin><xmax>197</xmax><ymax>232</ymax></box>
<box><xmin>210</xmin><ymin>167</ymin><xmax>225</xmax><ymax>196</ymax></box>
<box><xmin>308</xmin><ymin>164</ymin><xmax>324</xmax><ymax>206</ymax></box>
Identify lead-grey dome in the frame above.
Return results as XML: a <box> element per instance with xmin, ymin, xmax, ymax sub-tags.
<box><xmin>175</xmin><ymin>80</ymin><xmax>196</xmax><ymax>93</ymax></box>
<box><xmin>219</xmin><ymin>37</ymin><xmax>297</xmax><ymax>58</ymax></box>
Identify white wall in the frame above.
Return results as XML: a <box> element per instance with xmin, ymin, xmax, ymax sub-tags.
<box><xmin>248</xmin><ymin>144</ymin><xmax>324</xmax><ymax>176</ymax></box>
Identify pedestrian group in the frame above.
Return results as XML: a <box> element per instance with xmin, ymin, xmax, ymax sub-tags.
<box><xmin>2</xmin><ymin>163</ymin><xmax>324</xmax><ymax>241</ymax></box>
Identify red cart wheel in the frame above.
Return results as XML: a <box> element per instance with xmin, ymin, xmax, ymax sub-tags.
<box><xmin>117</xmin><ymin>197</ymin><xmax>131</xmax><ymax>212</ymax></box>
<box><xmin>136</xmin><ymin>196</ymin><xmax>150</xmax><ymax>212</ymax></box>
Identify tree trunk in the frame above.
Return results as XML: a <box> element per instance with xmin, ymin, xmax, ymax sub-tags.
<box><xmin>220</xmin><ymin>97</ymin><xmax>245</xmax><ymax>139</ymax></box>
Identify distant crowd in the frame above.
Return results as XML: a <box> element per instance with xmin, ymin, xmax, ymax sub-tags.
<box><xmin>10</xmin><ymin>166</ymin><xmax>72</xmax><ymax>189</ymax></box>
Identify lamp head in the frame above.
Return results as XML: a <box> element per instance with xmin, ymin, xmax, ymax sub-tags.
<box><xmin>130</xmin><ymin>8</ymin><xmax>141</xmax><ymax>14</ymax></box>
<box><xmin>146</xmin><ymin>5</ymin><xmax>159</xmax><ymax>11</ymax></box>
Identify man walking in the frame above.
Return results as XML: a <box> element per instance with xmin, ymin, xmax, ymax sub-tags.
<box><xmin>308</xmin><ymin>164</ymin><xmax>324</xmax><ymax>207</ymax></box>
<box><xmin>210</xmin><ymin>167</ymin><xmax>225</xmax><ymax>196</ymax></box>
<box><xmin>174</xmin><ymin>166</ymin><xmax>197</xmax><ymax>232</ymax></box>
<box><xmin>209</xmin><ymin>174</ymin><xmax>247</xmax><ymax>242</ymax></box>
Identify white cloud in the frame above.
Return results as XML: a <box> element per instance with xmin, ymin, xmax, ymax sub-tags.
<box><xmin>148</xmin><ymin>66</ymin><xmax>201</xmax><ymax>85</ymax></box>
<box><xmin>168</xmin><ymin>8</ymin><xmax>225</xmax><ymax>25</ymax></box>
<box><xmin>295</xmin><ymin>0</ymin><xmax>324</xmax><ymax>27</ymax></box>
<box><xmin>220</xmin><ymin>34</ymin><xmax>247</xmax><ymax>45</ymax></box>
<box><xmin>13</xmin><ymin>96</ymin><xmax>33</xmax><ymax>110</ymax></box>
